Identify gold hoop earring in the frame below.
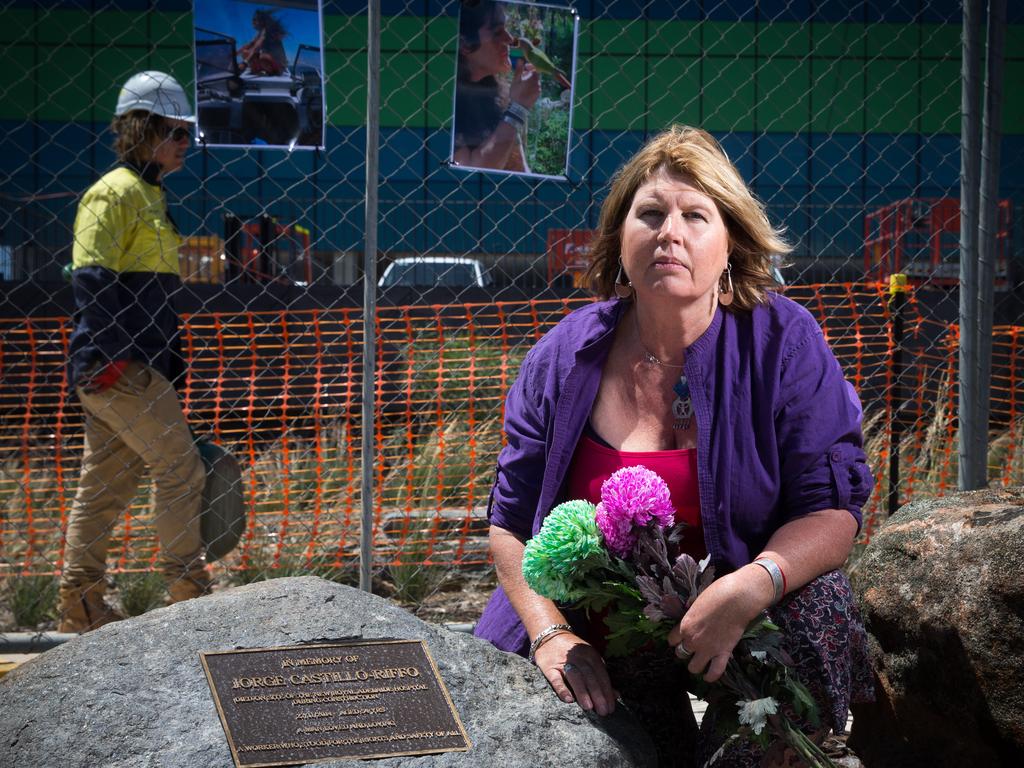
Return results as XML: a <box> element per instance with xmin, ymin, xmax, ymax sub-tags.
<box><xmin>613</xmin><ymin>261</ymin><xmax>634</xmax><ymax>299</ymax></box>
<box><xmin>718</xmin><ymin>263</ymin><xmax>734</xmax><ymax>306</ymax></box>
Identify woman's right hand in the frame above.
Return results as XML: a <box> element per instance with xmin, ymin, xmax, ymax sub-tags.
<box><xmin>533</xmin><ymin>632</ymin><xmax>617</xmax><ymax>716</ymax></box>
<box><xmin>509</xmin><ymin>60</ymin><xmax>541</xmax><ymax>111</ymax></box>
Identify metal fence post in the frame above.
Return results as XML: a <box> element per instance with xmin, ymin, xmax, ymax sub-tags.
<box><xmin>360</xmin><ymin>0</ymin><xmax>382</xmax><ymax>593</ymax></box>
<box><xmin>976</xmin><ymin>0</ymin><xmax>1007</xmax><ymax>489</ymax></box>
<box><xmin>888</xmin><ymin>273</ymin><xmax>908</xmax><ymax>516</ymax></box>
<box><xmin>958</xmin><ymin>0</ymin><xmax>983</xmax><ymax>490</ymax></box>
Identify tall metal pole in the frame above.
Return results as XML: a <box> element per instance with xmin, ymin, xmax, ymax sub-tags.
<box><xmin>360</xmin><ymin>0</ymin><xmax>381</xmax><ymax>592</ymax></box>
<box><xmin>888</xmin><ymin>274</ymin><xmax>908</xmax><ymax>516</ymax></box>
<box><xmin>975</xmin><ymin>0</ymin><xmax>1006</xmax><ymax>489</ymax></box>
<box><xmin>958</xmin><ymin>0</ymin><xmax>983</xmax><ymax>490</ymax></box>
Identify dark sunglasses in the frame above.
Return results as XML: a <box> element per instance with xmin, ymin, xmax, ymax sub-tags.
<box><xmin>161</xmin><ymin>125</ymin><xmax>191</xmax><ymax>142</ymax></box>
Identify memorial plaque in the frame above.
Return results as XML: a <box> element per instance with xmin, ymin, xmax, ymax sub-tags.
<box><xmin>200</xmin><ymin>640</ymin><xmax>471</xmax><ymax>767</ymax></box>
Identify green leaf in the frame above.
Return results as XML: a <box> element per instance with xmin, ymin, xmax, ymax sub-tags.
<box><xmin>786</xmin><ymin>678</ymin><xmax>821</xmax><ymax>726</ymax></box>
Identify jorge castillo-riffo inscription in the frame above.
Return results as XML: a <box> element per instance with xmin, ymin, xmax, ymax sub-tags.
<box><xmin>200</xmin><ymin>640</ymin><xmax>470</xmax><ymax>767</ymax></box>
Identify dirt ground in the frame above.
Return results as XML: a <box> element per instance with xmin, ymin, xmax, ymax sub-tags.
<box><xmin>378</xmin><ymin>566</ymin><xmax>498</xmax><ymax>625</ymax></box>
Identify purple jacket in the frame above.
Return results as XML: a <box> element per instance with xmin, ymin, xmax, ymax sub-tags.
<box><xmin>474</xmin><ymin>295</ymin><xmax>874</xmax><ymax>655</ymax></box>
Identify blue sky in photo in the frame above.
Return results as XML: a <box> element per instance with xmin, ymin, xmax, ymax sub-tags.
<box><xmin>194</xmin><ymin>0</ymin><xmax>322</xmax><ymax>66</ymax></box>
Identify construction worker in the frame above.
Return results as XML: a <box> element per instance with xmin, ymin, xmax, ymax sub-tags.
<box><xmin>59</xmin><ymin>71</ymin><xmax>212</xmax><ymax>633</ymax></box>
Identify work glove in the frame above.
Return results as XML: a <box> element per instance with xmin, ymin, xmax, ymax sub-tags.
<box><xmin>82</xmin><ymin>359</ymin><xmax>129</xmax><ymax>393</ymax></box>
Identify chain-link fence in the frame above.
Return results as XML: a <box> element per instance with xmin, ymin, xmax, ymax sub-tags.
<box><xmin>1</xmin><ymin>0</ymin><xmax>1022</xmax><ymax>634</ymax></box>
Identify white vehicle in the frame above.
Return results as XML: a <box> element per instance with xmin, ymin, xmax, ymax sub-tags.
<box><xmin>378</xmin><ymin>257</ymin><xmax>490</xmax><ymax>289</ymax></box>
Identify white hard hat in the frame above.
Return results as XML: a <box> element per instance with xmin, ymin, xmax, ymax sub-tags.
<box><xmin>115</xmin><ymin>70</ymin><xmax>195</xmax><ymax>122</ymax></box>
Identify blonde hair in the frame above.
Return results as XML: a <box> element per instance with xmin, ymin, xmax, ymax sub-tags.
<box><xmin>110</xmin><ymin>110</ymin><xmax>164</xmax><ymax>167</ymax></box>
<box><xmin>585</xmin><ymin>125</ymin><xmax>792</xmax><ymax>311</ymax></box>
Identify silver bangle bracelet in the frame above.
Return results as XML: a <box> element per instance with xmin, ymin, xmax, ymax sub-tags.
<box><xmin>752</xmin><ymin>557</ymin><xmax>785</xmax><ymax>605</ymax></box>
<box><xmin>502</xmin><ymin>111</ymin><xmax>524</xmax><ymax>129</ymax></box>
<box><xmin>506</xmin><ymin>100</ymin><xmax>530</xmax><ymax>122</ymax></box>
<box><xmin>527</xmin><ymin>623</ymin><xmax>571</xmax><ymax>664</ymax></box>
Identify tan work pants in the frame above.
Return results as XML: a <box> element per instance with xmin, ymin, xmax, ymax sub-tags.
<box><xmin>61</xmin><ymin>362</ymin><xmax>206</xmax><ymax>588</ymax></box>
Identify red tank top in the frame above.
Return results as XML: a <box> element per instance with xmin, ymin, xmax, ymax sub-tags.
<box><xmin>566</xmin><ymin>434</ymin><xmax>707</xmax><ymax>560</ymax></box>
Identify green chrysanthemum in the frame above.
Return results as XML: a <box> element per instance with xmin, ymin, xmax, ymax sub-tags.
<box><xmin>521</xmin><ymin>558</ymin><xmax>581</xmax><ymax>602</ymax></box>
<box><xmin>522</xmin><ymin>500</ymin><xmax>607</xmax><ymax>601</ymax></box>
<box><xmin>539</xmin><ymin>500</ymin><xmax>606</xmax><ymax>567</ymax></box>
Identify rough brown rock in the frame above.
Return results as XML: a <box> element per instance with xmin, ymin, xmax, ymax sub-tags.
<box><xmin>848</xmin><ymin>487</ymin><xmax>1024</xmax><ymax>767</ymax></box>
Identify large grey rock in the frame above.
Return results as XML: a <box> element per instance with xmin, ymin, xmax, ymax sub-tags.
<box><xmin>848</xmin><ymin>487</ymin><xmax>1024</xmax><ymax>767</ymax></box>
<box><xmin>0</xmin><ymin>576</ymin><xmax>654</xmax><ymax>767</ymax></box>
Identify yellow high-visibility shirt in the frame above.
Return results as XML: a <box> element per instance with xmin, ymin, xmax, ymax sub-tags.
<box><xmin>72</xmin><ymin>166</ymin><xmax>182</xmax><ymax>275</ymax></box>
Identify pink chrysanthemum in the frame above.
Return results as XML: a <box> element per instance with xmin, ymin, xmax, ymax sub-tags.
<box><xmin>595</xmin><ymin>465</ymin><xmax>675</xmax><ymax>557</ymax></box>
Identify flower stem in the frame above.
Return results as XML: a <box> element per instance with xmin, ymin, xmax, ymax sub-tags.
<box><xmin>775</xmin><ymin>718</ymin><xmax>839</xmax><ymax>768</ymax></box>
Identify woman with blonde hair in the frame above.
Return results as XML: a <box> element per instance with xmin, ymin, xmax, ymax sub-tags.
<box><xmin>475</xmin><ymin>125</ymin><xmax>874</xmax><ymax>765</ymax></box>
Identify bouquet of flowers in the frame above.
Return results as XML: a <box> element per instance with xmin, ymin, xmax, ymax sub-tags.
<box><xmin>522</xmin><ymin>465</ymin><xmax>838</xmax><ymax>768</ymax></box>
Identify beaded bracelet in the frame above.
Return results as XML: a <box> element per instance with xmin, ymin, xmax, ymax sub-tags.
<box><xmin>527</xmin><ymin>623</ymin><xmax>571</xmax><ymax>664</ymax></box>
<box><xmin>752</xmin><ymin>557</ymin><xmax>786</xmax><ymax>605</ymax></box>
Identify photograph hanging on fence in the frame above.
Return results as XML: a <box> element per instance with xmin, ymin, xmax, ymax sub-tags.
<box><xmin>193</xmin><ymin>0</ymin><xmax>325</xmax><ymax>149</ymax></box>
<box><xmin>450</xmin><ymin>0</ymin><xmax>578</xmax><ymax>179</ymax></box>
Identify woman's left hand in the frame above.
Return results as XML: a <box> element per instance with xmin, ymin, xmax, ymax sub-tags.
<box><xmin>666</xmin><ymin>565</ymin><xmax>773</xmax><ymax>683</ymax></box>
<box><xmin>669</xmin><ymin>511</ymin><xmax>857</xmax><ymax>683</ymax></box>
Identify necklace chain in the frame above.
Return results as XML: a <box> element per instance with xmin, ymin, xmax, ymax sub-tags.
<box><xmin>633</xmin><ymin>310</ymin><xmax>686</xmax><ymax>368</ymax></box>
<box><xmin>630</xmin><ymin>310</ymin><xmax>693</xmax><ymax>430</ymax></box>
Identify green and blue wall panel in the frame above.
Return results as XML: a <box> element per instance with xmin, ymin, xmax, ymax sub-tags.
<box><xmin>1</xmin><ymin>0</ymin><xmax>1022</xmax><ymax>261</ymax></box>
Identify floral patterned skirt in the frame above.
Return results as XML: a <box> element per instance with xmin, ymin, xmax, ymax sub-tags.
<box><xmin>603</xmin><ymin>569</ymin><xmax>874</xmax><ymax>768</ymax></box>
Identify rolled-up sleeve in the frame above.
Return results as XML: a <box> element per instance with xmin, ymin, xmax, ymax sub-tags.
<box><xmin>487</xmin><ymin>350</ymin><xmax>550</xmax><ymax>540</ymax></box>
<box><xmin>775</xmin><ymin>324</ymin><xmax>874</xmax><ymax>528</ymax></box>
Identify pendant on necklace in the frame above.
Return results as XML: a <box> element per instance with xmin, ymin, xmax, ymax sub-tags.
<box><xmin>672</xmin><ymin>375</ymin><xmax>692</xmax><ymax>430</ymax></box>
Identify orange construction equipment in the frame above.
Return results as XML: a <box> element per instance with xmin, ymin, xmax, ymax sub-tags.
<box><xmin>179</xmin><ymin>236</ymin><xmax>225</xmax><ymax>284</ymax></box>
<box><xmin>864</xmin><ymin>197</ymin><xmax>1012</xmax><ymax>290</ymax></box>
<box><xmin>241</xmin><ymin>218</ymin><xmax>313</xmax><ymax>285</ymax></box>
<box><xmin>546</xmin><ymin>228</ymin><xmax>594</xmax><ymax>287</ymax></box>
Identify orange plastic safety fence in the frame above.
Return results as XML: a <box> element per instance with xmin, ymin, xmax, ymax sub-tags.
<box><xmin>1</xmin><ymin>284</ymin><xmax>1021</xmax><ymax>578</ymax></box>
